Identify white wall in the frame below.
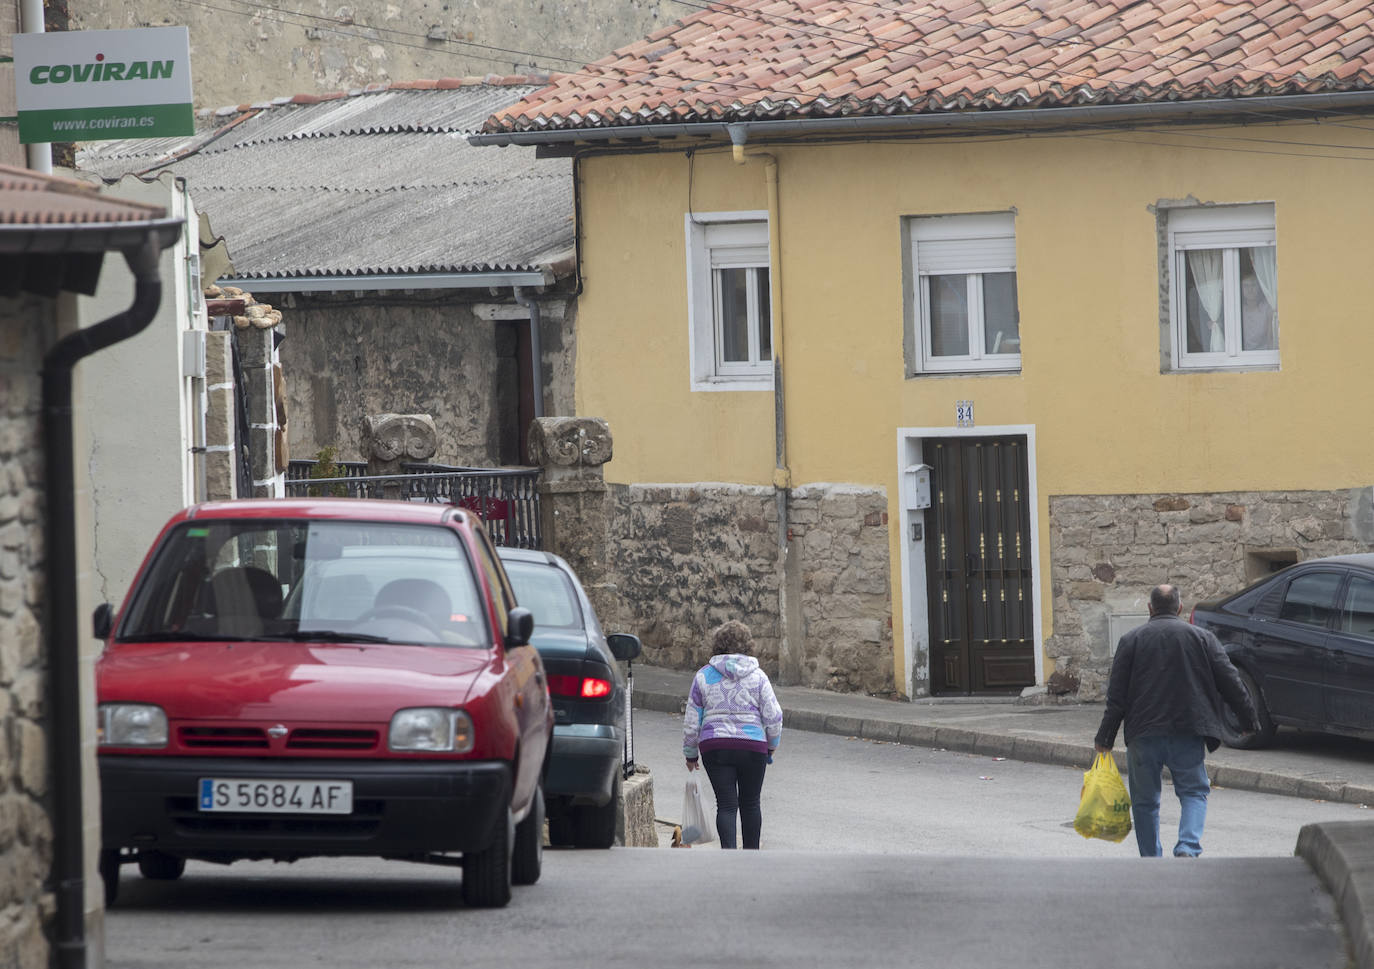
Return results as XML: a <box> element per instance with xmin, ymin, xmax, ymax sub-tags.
<box><xmin>75</xmin><ymin>171</ymin><xmax>204</xmax><ymax>610</ymax></box>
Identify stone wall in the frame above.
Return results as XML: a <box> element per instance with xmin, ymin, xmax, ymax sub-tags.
<box><xmin>70</xmin><ymin>0</ymin><xmax>674</xmax><ymax>111</ymax></box>
<box><xmin>600</xmin><ymin>482</ymin><xmax>894</xmax><ymax>696</ymax></box>
<box><xmin>0</xmin><ymin>295</ymin><xmax>55</xmax><ymax>969</ymax></box>
<box><xmin>1046</xmin><ymin>488</ymin><xmax>1374</xmax><ymax>699</ymax></box>
<box><xmin>284</xmin><ymin>293</ymin><xmax>574</xmax><ymax>467</ymax></box>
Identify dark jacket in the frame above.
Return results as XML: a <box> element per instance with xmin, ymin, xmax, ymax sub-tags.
<box><xmin>1094</xmin><ymin>613</ymin><xmax>1259</xmax><ymax>752</ymax></box>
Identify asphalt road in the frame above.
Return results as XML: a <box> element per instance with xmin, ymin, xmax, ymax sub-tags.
<box><xmin>102</xmin><ymin>713</ymin><xmax>1370</xmax><ymax>968</ymax></box>
<box><xmin>633</xmin><ymin>710</ymin><xmax>1373</xmax><ymax>857</ymax></box>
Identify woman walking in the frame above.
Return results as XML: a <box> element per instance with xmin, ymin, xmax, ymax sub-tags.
<box><xmin>682</xmin><ymin>620</ymin><xmax>783</xmax><ymax>849</ymax></box>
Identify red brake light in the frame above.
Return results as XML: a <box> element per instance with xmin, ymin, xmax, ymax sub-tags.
<box><xmin>581</xmin><ymin>678</ymin><xmax>612</xmax><ymax>699</ymax></box>
<box><xmin>545</xmin><ymin>675</ymin><xmax>613</xmax><ymax>699</ymax></box>
<box><xmin>1188</xmin><ymin>607</ymin><xmax>1196</xmax><ymax>625</ymax></box>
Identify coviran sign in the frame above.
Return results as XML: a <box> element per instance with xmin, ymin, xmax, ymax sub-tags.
<box><xmin>14</xmin><ymin>27</ymin><xmax>193</xmax><ymax>143</ymax></box>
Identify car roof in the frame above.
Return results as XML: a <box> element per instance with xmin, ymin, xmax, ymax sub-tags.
<box><xmin>178</xmin><ymin>498</ymin><xmax>474</xmax><ymax>528</ymax></box>
<box><xmin>1291</xmin><ymin>552</ymin><xmax>1374</xmax><ymax>569</ymax></box>
<box><xmin>495</xmin><ymin>546</ymin><xmax>561</xmax><ymax>566</ymax></box>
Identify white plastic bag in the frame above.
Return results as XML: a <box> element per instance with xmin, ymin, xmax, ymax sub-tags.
<box><xmin>680</xmin><ymin>773</ymin><xmax>716</xmax><ymax>846</ymax></box>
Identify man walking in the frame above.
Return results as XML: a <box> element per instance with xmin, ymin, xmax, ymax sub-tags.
<box><xmin>1094</xmin><ymin>583</ymin><xmax>1259</xmax><ymax>858</ymax></box>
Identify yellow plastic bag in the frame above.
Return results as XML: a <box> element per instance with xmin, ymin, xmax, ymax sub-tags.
<box><xmin>1074</xmin><ymin>751</ymin><xmax>1133</xmax><ymax>843</ymax></box>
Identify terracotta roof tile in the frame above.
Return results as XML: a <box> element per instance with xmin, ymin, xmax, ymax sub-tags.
<box><xmin>484</xmin><ymin>0</ymin><xmax>1374</xmax><ymax>133</ymax></box>
<box><xmin>0</xmin><ymin>165</ymin><xmax>167</xmax><ymax>226</ymax></box>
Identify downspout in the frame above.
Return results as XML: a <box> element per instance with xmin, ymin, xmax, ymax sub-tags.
<box><xmin>512</xmin><ymin>287</ymin><xmax>545</xmax><ymax>419</ymax></box>
<box><xmin>42</xmin><ymin>236</ymin><xmax>165</xmax><ymax>969</ymax></box>
<box><xmin>729</xmin><ymin>125</ymin><xmax>801</xmax><ymax>685</ymax></box>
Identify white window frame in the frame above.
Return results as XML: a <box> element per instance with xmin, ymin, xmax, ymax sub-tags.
<box><xmin>1168</xmin><ymin>204</ymin><xmax>1278</xmax><ymax>371</ymax></box>
<box><xmin>909</xmin><ymin>213</ymin><xmax>1020</xmax><ymax>375</ymax></box>
<box><xmin>686</xmin><ymin>212</ymin><xmax>773</xmax><ymax>392</ymax></box>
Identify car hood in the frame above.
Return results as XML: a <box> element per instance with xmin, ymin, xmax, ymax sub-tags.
<box><xmin>98</xmin><ymin>640</ymin><xmax>494</xmax><ymax>721</ymax></box>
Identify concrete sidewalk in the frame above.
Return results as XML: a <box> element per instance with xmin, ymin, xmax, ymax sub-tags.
<box><xmin>630</xmin><ymin>664</ymin><xmax>1374</xmax><ymax>969</ymax></box>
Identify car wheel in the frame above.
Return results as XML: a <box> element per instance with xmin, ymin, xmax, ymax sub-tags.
<box><xmin>99</xmin><ymin>850</ymin><xmax>121</xmax><ymax>907</ymax></box>
<box><xmin>574</xmin><ymin>770</ymin><xmax>620</xmax><ymax>849</ymax></box>
<box><xmin>462</xmin><ymin>808</ymin><xmax>514</xmax><ymax>908</ymax></box>
<box><xmin>512</xmin><ymin>782</ymin><xmax>544</xmax><ymax>885</ymax></box>
<box><xmin>1222</xmin><ymin>666</ymin><xmax>1277</xmax><ymax>749</ymax></box>
<box><xmin>137</xmin><ymin>850</ymin><xmax>186</xmax><ymax>881</ymax></box>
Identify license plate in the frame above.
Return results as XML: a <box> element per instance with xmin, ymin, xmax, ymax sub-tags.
<box><xmin>198</xmin><ymin>778</ymin><xmax>353</xmax><ymax>814</ymax></box>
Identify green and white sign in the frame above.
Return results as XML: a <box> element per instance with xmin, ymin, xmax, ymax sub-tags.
<box><xmin>14</xmin><ymin>27</ymin><xmax>194</xmax><ymax>143</ymax></box>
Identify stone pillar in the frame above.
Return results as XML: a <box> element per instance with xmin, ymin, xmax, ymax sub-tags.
<box><xmin>528</xmin><ymin>417</ymin><xmax>615</xmax><ymax>621</ymax></box>
<box><xmin>203</xmin><ymin>330</ymin><xmax>236</xmax><ymax>500</ymax></box>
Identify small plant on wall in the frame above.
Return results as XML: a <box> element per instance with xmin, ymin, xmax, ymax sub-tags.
<box><xmin>307</xmin><ymin>446</ymin><xmax>349</xmax><ymax>497</ymax></box>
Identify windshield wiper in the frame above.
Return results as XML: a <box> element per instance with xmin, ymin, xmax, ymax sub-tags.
<box><xmin>268</xmin><ymin>630</ymin><xmax>400</xmax><ymax>644</ymax></box>
<box><xmin>118</xmin><ymin>631</ymin><xmax>254</xmax><ymax>643</ymax></box>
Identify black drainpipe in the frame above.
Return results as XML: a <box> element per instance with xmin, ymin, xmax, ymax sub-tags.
<box><xmin>42</xmin><ymin>235</ymin><xmax>165</xmax><ymax>969</ymax></box>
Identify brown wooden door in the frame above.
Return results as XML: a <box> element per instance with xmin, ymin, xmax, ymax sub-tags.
<box><xmin>925</xmin><ymin>437</ymin><xmax>1035</xmax><ymax>695</ymax></box>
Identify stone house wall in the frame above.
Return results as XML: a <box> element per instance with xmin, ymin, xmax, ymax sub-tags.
<box><xmin>0</xmin><ymin>295</ymin><xmax>54</xmax><ymax>969</ymax></box>
<box><xmin>283</xmin><ymin>293</ymin><xmax>575</xmax><ymax>467</ymax></box>
<box><xmin>70</xmin><ymin>0</ymin><xmax>675</xmax><ymax>111</ymax></box>
<box><xmin>1046</xmin><ymin>488</ymin><xmax>1374</xmax><ymax>699</ymax></box>
<box><xmin>601</xmin><ymin>482</ymin><xmax>893</xmax><ymax>696</ymax></box>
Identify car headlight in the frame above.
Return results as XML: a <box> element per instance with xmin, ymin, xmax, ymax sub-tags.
<box><xmin>98</xmin><ymin>703</ymin><xmax>168</xmax><ymax>747</ymax></box>
<box><xmin>388</xmin><ymin>708</ymin><xmax>473</xmax><ymax>753</ymax></box>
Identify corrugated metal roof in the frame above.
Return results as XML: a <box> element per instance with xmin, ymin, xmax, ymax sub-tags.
<box><xmin>76</xmin><ymin>80</ymin><xmax>573</xmax><ymax>280</ymax></box>
<box><xmin>483</xmin><ymin>0</ymin><xmax>1374</xmax><ymax>134</ymax></box>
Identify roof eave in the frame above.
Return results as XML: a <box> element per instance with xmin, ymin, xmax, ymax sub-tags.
<box><xmin>470</xmin><ymin>89</ymin><xmax>1374</xmax><ymax>148</ymax></box>
<box><xmin>217</xmin><ymin>269</ymin><xmax>555</xmax><ymax>293</ymax></box>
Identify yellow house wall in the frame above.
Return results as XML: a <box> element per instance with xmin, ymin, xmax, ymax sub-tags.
<box><xmin>573</xmin><ymin>124</ymin><xmax>1374</xmax><ymax>688</ymax></box>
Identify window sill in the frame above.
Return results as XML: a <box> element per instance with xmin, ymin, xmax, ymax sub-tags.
<box><xmin>691</xmin><ymin>375</ymin><xmax>774</xmax><ymax>392</ymax></box>
<box><xmin>906</xmin><ymin>368</ymin><xmax>1022</xmax><ymax>379</ymax></box>
<box><xmin>1165</xmin><ymin>364</ymin><xmax>1280</xmax><ymax>375</ymax></box>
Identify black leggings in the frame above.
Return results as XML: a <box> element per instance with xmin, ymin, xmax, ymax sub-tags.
<box><xmin>702</xmin><ymin>748</ymin><xmax>768</xmax><ymax>849</ymax></box>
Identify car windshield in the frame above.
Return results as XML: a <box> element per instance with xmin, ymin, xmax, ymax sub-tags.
<box><xmin>118</xmin><ymin>519</ymin><xmax>490</xmax><ymax>648</ymax></box>
<box><xmin>502</xmin><ymin>561</ymin><xmax>583</xmax><ymax>630</ymax></box>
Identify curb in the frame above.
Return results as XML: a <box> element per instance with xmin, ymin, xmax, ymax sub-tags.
<box><xmin>633</xmin><ymin>688</ymin><xmax>1374</xmax><ymax>807</ymax></box>
<box><xmin>1297</xmin><ymin>822</ymin><xmax>1374</xmax><ymax>969</ymax></box>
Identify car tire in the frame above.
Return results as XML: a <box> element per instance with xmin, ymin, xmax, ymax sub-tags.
<box><xmin>1222</xmin><ymin>666</ymin><xmax>1277</xmax><ymax>749</ymax></box>
<box><xmin>462</xmin><ymin>808</ymin><xmax>514</xmax><ymax>908</ymax></box>
<box><xmin>99</xmin><ymin>850</ymin><xmax>121</xmax><ymax>907</ymax></box>
<box><xmin>574</xmin><ymin>770</ymin><xmax>620</xmax><ymax>849</ymax></box>
<box><xmin>512</xmin><ymin>783</ymin><xmax>544</xmax><ymax>886</ymax></box>
<box><xmin>137</xmin><ymin>850</ymin><xmax>186</xmax><ymax>881</ymax></box>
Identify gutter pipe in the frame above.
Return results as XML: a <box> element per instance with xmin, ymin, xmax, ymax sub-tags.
<box><xmin>42</xmin><ymin>231</ymin><xmax>174</xmax><ymax>969</ymax></box>
<box><xmin>512</xmin><ymin>286</ymin><xmax>545</xmax><ymax>420</ymax></box>
<box><xmin>729</xmin><ymin>125</ymin><xmax>801</xmax><ymax>685</ymax></box>
<box><xmin>218</xmin><ymin>270</ymin><xmax>551</xmax><ymax>294</ymax></box>
<box><xmin>468</xmin><ymin>90</ymin><xmax>1374</xmax><ymax>148</ymax></box>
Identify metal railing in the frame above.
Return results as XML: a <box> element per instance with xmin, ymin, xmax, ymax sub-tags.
<box><xmin>284</xmin><ymin>460</ymin><xmax>542</xmax><ymax>549</ymax></box>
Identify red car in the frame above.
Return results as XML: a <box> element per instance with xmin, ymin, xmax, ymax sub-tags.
<box><xmin>93</xmin><ymin>499</ymin><xmax>553</xmax><ymax>908</ymax></box>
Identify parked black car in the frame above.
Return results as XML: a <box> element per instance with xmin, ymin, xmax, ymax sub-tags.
<box><xmin>496</xmin><ymin>547</ymin><xmax>642</xmax><ymax>847</ymax></box>
<box><xmin>1189</xmin><ymin>553</ymin><xmax>1374</xmax><ymax>748</ymax></box>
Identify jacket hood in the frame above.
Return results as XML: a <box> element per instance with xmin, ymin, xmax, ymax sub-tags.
<box><xmin>709</xmin><ymin>653</ymin><xmax>759</xmax><ymax>679</ymax></box>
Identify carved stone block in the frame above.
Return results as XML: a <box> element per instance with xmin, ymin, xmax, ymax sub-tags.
<box><xmin>362</xmin><ymin>413</ymin><xmax>438</xmax><ymax>474</ymax></box>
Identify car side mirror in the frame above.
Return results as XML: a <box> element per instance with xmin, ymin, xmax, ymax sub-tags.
<box><xmin>607</xmin><ymin>633</ymin><xmax>642</xmax><ymax>662</ymax></box>
<box><xmin>505</xmin><ymin>607</ymin><xmax>534</xmax><ymax>648</ymax></box>
<box><xmin>92</xmin><ymin>603</ymin><xmax>113</xmax><ymax>640</ymax></box>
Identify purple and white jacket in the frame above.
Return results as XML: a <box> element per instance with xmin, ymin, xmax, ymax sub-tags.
<box><xmin>683</xmin><ymin>654</ymin><xmax>783</xmax><ymax>760</ymax></box>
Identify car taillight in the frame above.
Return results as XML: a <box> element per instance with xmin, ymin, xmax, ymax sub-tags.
<box><xmin>546</xmin><ymin>674</ymin><xmax>613</xmax><ymax>699</ymax></box>
<box><xmin>580</xmin><ymin>677</ymin><xmax>612</xmax><ymax>699</ymax></box>
<box><xmin>1188</xmin><ymin>607</ymin><xmax>1196</xmax><ymax>624</ymax></box>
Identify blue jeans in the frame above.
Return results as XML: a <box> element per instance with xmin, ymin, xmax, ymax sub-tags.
<box><xmin>702</xmin><ymin>749</ymin><xmax>767</xmax><ymax>849</ymax></box>
<box><xmin>1126</xmin><ymin>734</ymin><xmax>1210</xmax><ymax>858</ymax></box>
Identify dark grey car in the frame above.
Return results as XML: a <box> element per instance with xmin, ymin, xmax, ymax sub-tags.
<box><xmin>497</xmin><ymin>547</ymin><xmax>642</xmax><ymax>847</ymax></box>
<box><xmin>1190</xmin><ymin>552</ymin><xmax>1374</xmax><ymax>748</ymax></box>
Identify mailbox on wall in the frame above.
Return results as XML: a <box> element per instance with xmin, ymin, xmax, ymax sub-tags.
<box><xmin>902</xmin><ymin>463</ymin><xmax>932</xmax><ymax>511</ymax></box>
